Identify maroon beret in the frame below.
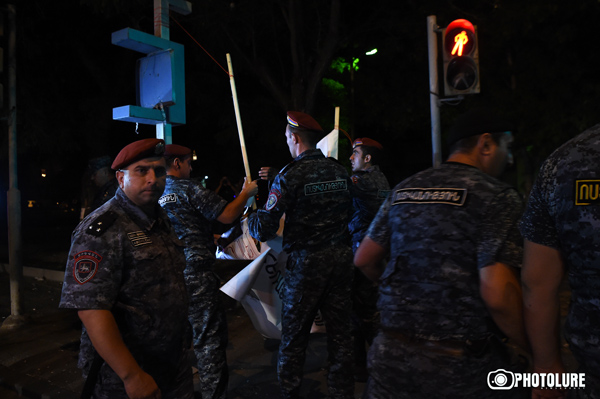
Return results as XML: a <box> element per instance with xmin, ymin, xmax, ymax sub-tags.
<box><xmin>164</xmin><ymin>144</ymin><xmax>192</xmax><ymax>157</ymax></box>
<box><xmin>353</xmin><ymin>137</ymin><xmax>383</xmax><ymax>150</ymax></box>
<box><xmin>287</xmin><ymin>111</ymin><xmax>324</xmax><ymax>133</ymax></box>
<box><xmin>111</xmin><ymin>138</ymin><xmax>165</xmax><ymax>170</ymax></box>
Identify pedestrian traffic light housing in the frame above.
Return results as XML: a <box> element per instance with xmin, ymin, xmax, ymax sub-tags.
<box><xmin>442</xmin><ymin>19</ymin><xmax>480</xmax><ymax>96</ymax></box>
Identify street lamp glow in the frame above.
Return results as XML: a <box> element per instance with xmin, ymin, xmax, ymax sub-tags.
<box><xmin>365</xmin><ymin>48</ymin><xmax>378</xmax><ymax>55</ymax></box>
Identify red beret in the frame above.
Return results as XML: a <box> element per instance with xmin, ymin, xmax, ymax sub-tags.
<box><xmin>164</xmin><ymin>144</ymin><xmax>192</xmax><ymax>157</ymax></box>
<box><xmin>111</xmin><ymin>138</ymin><xmax>165</xmax><ymax>170</ymax></box>
<box><xmin>353</xmin><ymin>137</ymin><xmax>383</xmax><ymax>150</ymax></box>
<box><xmin>287</xmin><ymin>111</ymin><xmax>324</xmax><ymax>132</ymax></box>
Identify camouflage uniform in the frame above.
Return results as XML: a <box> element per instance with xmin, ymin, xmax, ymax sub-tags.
<box><xmin>520</xmin><ymin>124</ymin><xmax>600</xmax><ymax>399</ymax></box>
<box><xmin>348</xmin><ymin>165</ymin><xmax>390</xmax><ymax>374</ymax></box>
<box><xmin>364</xmin><ymin>162</ymin><xmax>526</xmax><ymax>398</ymax></box>
<box><xmin>349</xmin><ymin>165</ymin><xmax>390</xmax><ymax>251</ymax></box>
<box><xmin>59</xmin><ymin>188</ymin><xmax>193</xmax><ymax>399</ymax></box>
<box><xmin>159</xmin><ymin>175</ymin><xmax>229</xmax><ymax>399</ymax></box>
<box><xmin>248</xmin><ymin>148</ymin><xmax>354</xmax><ymax>399</ymax></box>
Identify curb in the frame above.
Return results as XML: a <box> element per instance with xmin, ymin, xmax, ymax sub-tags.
<box><xmin>0</xmin><ymin>265</ymin><xmax>64</xmax><ymax>283</ymax></box>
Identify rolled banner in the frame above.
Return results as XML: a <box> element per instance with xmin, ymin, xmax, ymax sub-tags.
<box><xmin>220</xmin><ymin>247</ymin><xmax>272</xmax><ymax>301</ymax></box>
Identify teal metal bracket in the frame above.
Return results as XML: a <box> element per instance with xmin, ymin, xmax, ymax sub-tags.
<box><xmin>112</xmin><ymin>28</ymin><xmax>186</xmax><ymax>125</ymax></box>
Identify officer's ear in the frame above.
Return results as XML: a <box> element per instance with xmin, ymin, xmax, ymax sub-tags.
<box><xmin>291</xmin><ymin>132</ymin><xmax>299</xmax><ymax>144</ymax></box>
<box><xmin>173</xmin><ymin>157</ymin><xmax>181</xmax><ymax>170</ymax></box>
<box><xmin>478</xmin><ymin>133</ymin><xmax>494</xmax><ymax>156</ymax></box>
<box><xmin>364</xmin><ymin>154</ymin><xmax>372</xmax><ymax>163</ymax></box>
<box><xmin>116</xmin><ymin>170</ymin><xmax>125</xmax><ymax>189</ymax></box>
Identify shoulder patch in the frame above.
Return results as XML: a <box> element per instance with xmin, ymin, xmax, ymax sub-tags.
<box><xmin>159</xmin><ymin>193</ymin><xmax>178</xmax><ymax>206</ymax></box>
<box><xmin>392</xmin><ymin>188</ymin><xmax>467</xmax><ymax>206</ymax></box>
<box><xmin>575</xmin><ymin>179</ymin><xmax>600</xmax><ymax>205</ymax></box>
<box><xmin>265</xmin><ymin>189</ymin><xmax>281</xmax><ymax>210</ymax></box>
<box><xmin>86</xmin><ymin>211</ymin><xmax>119</xmax><ymax>237</ymax></box>
<box><xmin>73</xmin><ymin>251</ymin><xmax>102</xmax><ymax>284</ymax></box>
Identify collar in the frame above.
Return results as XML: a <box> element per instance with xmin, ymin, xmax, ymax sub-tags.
<box><xmin>295</xmin><ymin>148</ymin><xmax>325</xmax><ymax>162</ymax></box>
<box><xmin>443</xmin><ymin>161</ymin><xmax>480</xmax><ymax>171</ymax></box>
<box><xmin>115</xmin><ymin>188</ymin><xmax>166</xmax><ymax>231</ymax></box>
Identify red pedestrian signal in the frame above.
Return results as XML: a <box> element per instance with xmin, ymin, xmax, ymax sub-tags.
<box><xmin>442</xmin><ymin>19</ymin><xmax>480</xmax><ymax>96</ymax></box>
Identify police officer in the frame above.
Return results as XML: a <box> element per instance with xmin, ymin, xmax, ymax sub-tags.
<box><xmin>355</xmin><ymin>107</ymin><xmax>529</xmax><ymax>398</ymax></box>
<box><xmin>60</xmin><ymin>138</ymin><xmax>194</xmax><ymax>399</ymax></box>
<box><xmin>159</xmin><ymin>144</ymin><xmax>258</xmax><ymax>399</ymax></box>
<box><xmin>80</xmin><ymin>155</ymin><xmax>119</xmax><ymax>219</ymax></box>
<box><xmin>248</xmin><ymin>111</ymin><xmax>354</xmax><ymax>399</ymax></box>
<box><xmin>521</xmin><ymin>124</ymin><xmax>600</xmax><ymax>399</ymax></box>
<box><xmin>348</xmin><ymin>137</ymin><xmax>390</xmax><ymax>380</ymax></box>
<box><xmin>349</xmin><ymin>137</ymin><xmax>390</xmax><ymax>252</ymax></box>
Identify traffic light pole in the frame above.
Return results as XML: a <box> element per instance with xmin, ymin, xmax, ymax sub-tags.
<box><xmin>4</xmin><ymin>3</ymin><xmax>24</xmax><ymax>330</ymax></box>
<box><xmin>427</xmin><ymin>15</ymin><xmax>442</xmax><ymax>168</ymax></box>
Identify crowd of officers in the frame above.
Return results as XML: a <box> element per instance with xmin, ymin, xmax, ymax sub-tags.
<box><xmin>59</xmin><ymin>108</ymin><xmax>599</xmax><ymax>399</ymax></box>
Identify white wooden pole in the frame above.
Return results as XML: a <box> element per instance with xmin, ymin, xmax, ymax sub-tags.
<box><xmin>227</xmin><ymin>53</ymin><xmax>252</xmax><ymax>181</ymax></box>
<box><xmin>334</xmin><ymin>106</ymin><xmax>340</xmax><ymax>131</ymax></box>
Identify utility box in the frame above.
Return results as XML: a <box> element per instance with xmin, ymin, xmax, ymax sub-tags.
<box><xmin>137</xmin><ymin>49</ymin><xmax>174</xmax><ymax>109</ymax></box>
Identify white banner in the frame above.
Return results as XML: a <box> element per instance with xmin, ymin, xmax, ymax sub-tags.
<box><xmin>317</xmin><ymin>129</ymin><xmax>339</xmax><ymax>160</ymax></box>
<box><xmin>220</xmin><ymin>238</ymin><xmax>325</xmax><ymax>339</ymax></box>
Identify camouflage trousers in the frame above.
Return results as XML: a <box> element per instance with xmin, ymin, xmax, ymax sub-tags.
<box><xmin>278</xmin><ymin>245</ymin><xmax>355</xmax><ymax>399</ymax></box>
<box><xmin>567</xmin><ymin>355</ymin><xmax>600</xmax><ymax>399</ymax></box>
<box><xmin>363</xmin><ymin>331</ymin><xmax>529</xmax><ymax>399</ymax></box>
<box><xmin>186</xmin><ymin>268</ymin><xmax>229</xmax><ymax>399</ymax></box>
<box><xmin>351</xmin><ymin>267</ymin><xmax>380</xmax><ymax>369</ymax></box>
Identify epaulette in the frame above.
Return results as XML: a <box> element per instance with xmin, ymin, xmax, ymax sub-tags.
<box><xmin>279</xmin><ymin>160</ymin><xmax>297</xmax><ymax>175</ymax></box>
<box><xmin>86</xmin><ymin>211</ymin><xmax>119</xmax><ymax>237</ymax></box>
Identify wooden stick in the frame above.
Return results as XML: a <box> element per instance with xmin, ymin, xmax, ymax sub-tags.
<box><xmin>227</xmin><ymin>53</ymin><xmax>252</xmax><ymax>181</ymax></box>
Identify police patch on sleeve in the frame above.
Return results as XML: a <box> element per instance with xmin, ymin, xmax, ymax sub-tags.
<box><xmin>265</xmin><ymin>189</ymin><xmax>281</xmax><ymax>211</ymax></box>
<box><xmin>392</xmin><ymin>188</ymin><xmax>467</xmax><ymax>206</ymax></box>
<box><xmin>73</xmin><ymin>251</ymin><xmax>102</xmax><ymax>284</ymax></box>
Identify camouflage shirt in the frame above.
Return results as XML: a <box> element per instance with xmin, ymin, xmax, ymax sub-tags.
<box><xmin>520</xmin><ymin>124</ymin><xmax>600</xmax><ymax>366</ymax></box>
<box><xmin>59</xmin><ymin>188</ymin><xmax>189</xmax><ymax>375</ymax></box>
<box><xmin>367</xmin><ymin>162</ymin><xmax>523</xmax><ymax>340</ymax></box>
<box><xmin>248</xmin><ymin>148</ymin><xmax>352</xmax><ymax>251</ymax></box>
<box><xmin>159</xmin><ymin>175</ymin><xmax>228</xmax><ymax>267</ymax></box>
<box><xmin>348</xmin><ymin>165</ymin><xmax>390</xmax><ymax>247</ymax></box>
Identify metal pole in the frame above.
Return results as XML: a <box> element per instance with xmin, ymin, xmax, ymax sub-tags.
<box><xmin>7</xmin><ymin>3</ymin><xmax>22</xmax><ymax>319</ymax></box>
<box><xmin>154</xmin><ymin>0</ymin><xmax>170</xmax><ymax>40</ymax></box>
<box><xmin>427</xmin><ymin>15</ymin><xmax>442</xmax><ymax>167</ymax></box>
<box><xmin>154</xmin><ymin>0</ymin><xmax>172</xmax><ymax>142</ymax></box>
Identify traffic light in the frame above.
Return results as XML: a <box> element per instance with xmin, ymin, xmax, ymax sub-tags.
<box><xmin>442</xmin><ymin>19</ymin><xmax>480</xmax><ymax>96</ymax></box>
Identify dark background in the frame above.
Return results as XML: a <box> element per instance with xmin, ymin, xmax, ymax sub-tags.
<box><xmin>1</xmin><ymin>0</ymin><xmax>599</xmax><ymax>256</ymax></box>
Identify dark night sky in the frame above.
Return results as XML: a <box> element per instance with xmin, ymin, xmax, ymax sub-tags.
<box><xmin>2</xmin><ymin>0</ymin><xmax>600</xmax><ymax>230</ymax></box>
